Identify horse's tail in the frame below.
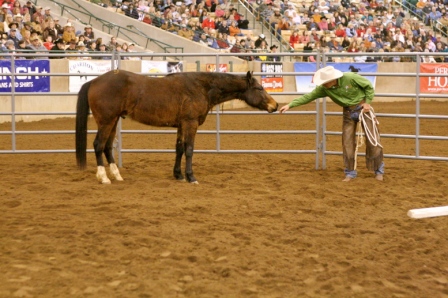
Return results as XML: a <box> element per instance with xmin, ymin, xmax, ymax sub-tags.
<box><xmin>76</xmin><ymin>81</ymin><xmax>92</xmax><ymax>170</ymax></box>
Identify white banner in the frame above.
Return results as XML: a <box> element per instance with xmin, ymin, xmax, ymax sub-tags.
<box><xmin>141</xmin><ymin>61</ymin><xmax>183</xmax><ymax>75</ymax></box>
<box><xmin>68</xmin><ymin>61</ymin><xmax>113</xmax><ymax>92</ymax></box>
<box><xmin>69</xmin><ymin>61</ymin><xmax>183</xmax><ymax>92</ymax></box>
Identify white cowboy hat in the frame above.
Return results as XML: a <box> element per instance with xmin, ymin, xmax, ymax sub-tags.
<box><xmin>313</xmin><ymin>66</ymin><xmax>343</xmax><ymax>85</ymax></box>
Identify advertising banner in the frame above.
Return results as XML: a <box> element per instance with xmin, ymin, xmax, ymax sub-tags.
<box><xmin>294</xmin><ymin>63</ymin><xmax>378</xmax><ymax>93</ymax></box>
<box><xmin>419</xmin><ymin>63</ymin><xmax>448</xmax><ymax>93</ymax></box>
<box><xmin>141</xmin><ymin>61</ymin><xmax>183</xmax><ymax>75</ymax></box>
<box><xmin>0</xmin><ymin>60</ymin><xmax>50</xmax><ymax>92</ymax></box>
<box><xmin>68</xmin><ymin>60</ymin><xmax>113</xmax><ymax>92</ymax></box>
<box><xmin>206</xmin><ymin>64</ymin><xmax>228</xmax><ymax>72</ymax></box>
<box><xmin>69</xmin><ymin>61</ymin><xmax>184</xmax><ymax>92</ymax></box>
<box><xmin>261</xmin><ymin>62</ymin><xmax>283</xmax><ymax>92</ymax></box>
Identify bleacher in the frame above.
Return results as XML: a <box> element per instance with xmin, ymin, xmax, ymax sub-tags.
<box><xmin>5</xmin><ymin>0</ymin><xmax>446</xmax><ymax>62</ymax></box>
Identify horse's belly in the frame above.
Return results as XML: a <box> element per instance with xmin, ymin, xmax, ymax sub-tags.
<box><xmin>130</xmin><ymin>107</ymin><xmax>179</xmax><ymax>128</ymax></box>
<box><xmin>128</xmin><ymin>92</ymin><xmax>207</xmax><ymax>128</ymax></box>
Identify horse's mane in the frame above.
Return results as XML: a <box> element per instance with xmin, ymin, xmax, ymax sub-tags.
<box><xmin>165</xmin><ymin>72</ymin><xmax>251</xmax><ymax>88</ymax></box>
<box><xmin>165</xmin><ymin>72</ymin><xmax>243</xmax><ymax>78</ymax></box>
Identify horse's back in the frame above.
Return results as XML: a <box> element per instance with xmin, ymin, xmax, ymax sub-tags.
<box><xmin>89</xmin><ymin>70</ymin><xmax>144</xmax><ymax>100</ymax></box>
<box><xmin>88</xmin><ymin>70</ymin><xmax>210</xmax><ymax>127</ymax></box>
<box><xmin>90</xmin><ymin>70</ymin><xmax>143</xmax><ymax>92</ymax></box>
<box><xmin>132</xmin><ymin>73</ymin><xmax>211</xmax><ymax>126</ymax></box>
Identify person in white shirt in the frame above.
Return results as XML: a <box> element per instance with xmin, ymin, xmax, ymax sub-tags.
<box><xmin>426</xmin><ymin>39</ymin><xmax>436</xmax><ymax>52</ymax></box>
<box><xmin>284</xmin><ymin>4</ymin><xmax>302</xmax><ymax>25</ymax></box>
<box><xmin>421</xmin><ymin>48</ymin><xmax>436</xmax><ymax>63</ymax></box>
<box><xmin>318</xmin><ymin>1</ymin><xmax>330</xmax><ymax>13</ymax></box>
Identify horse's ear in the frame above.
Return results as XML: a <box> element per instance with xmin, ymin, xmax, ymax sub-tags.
<box><xmin>246</xmin><ymin>71</ymin><xmax>253</xmax><ymax>86</ymax></box>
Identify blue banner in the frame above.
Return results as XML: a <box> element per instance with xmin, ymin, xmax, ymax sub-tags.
<box><xmin>294</xmin><ymin>63</ymin><xmax>378</xmax><ymax>93</ymax></box>
<box><xmin>0</xmin><ymin>60</ymin><xmax>50</xmax><ymax>92</ymax></box>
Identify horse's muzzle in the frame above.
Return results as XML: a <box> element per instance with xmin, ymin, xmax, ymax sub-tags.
<box><xmin>267</xmin><ymin>102</ymin><xmax>279</xmax><ymax>113</ymax></box>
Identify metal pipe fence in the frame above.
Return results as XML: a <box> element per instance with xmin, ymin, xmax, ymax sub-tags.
<box><xmin>0</xmin><ymin>51</ymin><xmax>447</xmax><ymax>168</ymax></box>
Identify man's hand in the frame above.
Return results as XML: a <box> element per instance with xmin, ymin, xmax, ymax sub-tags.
<box><xmin>362</xmin><ymin>103</ymin><xmax>371</xmax><ymax>112</ymax></box>
<box><xmin>279</xmin><ymin>105</ymin><xmax>290</xmax><ymax>113</ymax></box>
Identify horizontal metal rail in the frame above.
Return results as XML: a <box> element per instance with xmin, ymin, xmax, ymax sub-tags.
<box><xmin>324</xmin><ymin>132</ymin><xmax>448</xmax><ymax>141</ymax></box>
<box><xmin>324</xmin><ymin>151</ymin><xmax>448</xmax><ymax>161</ymax></box>
<box><xmin>325</xmin><ymin>112</ymin><xmax>448</xmax><ymax>119</ymax></box>
<box><xmin>0</xmin><ymin>129</ymin><xmax>316</xmax><ymax>135</ymax></box>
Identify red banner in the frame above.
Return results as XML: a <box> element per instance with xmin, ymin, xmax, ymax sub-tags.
<box><xmin>206</xmin><ymin>64</ymin><xmax>228</xmax><ymax>72</ymax></box>
<box><xmin>420</xmin><ymin>63</ymin><xmax>448</xmax><ymax>93</ymax></box>
<box><xmin>261</xmin><ymin>77</ymin><xmax>284</xmax><ymax>92</ymax></box>
<box><xmin>261</xmin><ymin>62</ymin><xmax>284</xmax><ymax>92</ymax></box>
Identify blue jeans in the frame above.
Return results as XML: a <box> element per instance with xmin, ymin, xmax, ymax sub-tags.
<box><xmin>345</xmin><ymin>162</ymin><xmax>385</xmax><ymax>178</ymax></box>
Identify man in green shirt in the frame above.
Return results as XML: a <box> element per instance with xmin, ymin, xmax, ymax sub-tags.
<box><xmin>279</xmin><ymin>66</ymin><xmax>384</xmax><ymax>181</ymax></box>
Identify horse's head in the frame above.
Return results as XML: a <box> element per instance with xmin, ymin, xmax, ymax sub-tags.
<box><xmin>243</xmin><ymin>71</ymin><xmax>278</xmax><ymax>113</ymax></box>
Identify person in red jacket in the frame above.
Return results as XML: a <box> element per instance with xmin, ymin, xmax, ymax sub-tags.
<box><xmin>289</xmin><ymin>30</ymin><xmax>299</xmax><ymax>48</ymax></box>
<box><xmin>231</xmin><ymin>8</ymin><xmax>241</xmax><ymax>22</ymax></box>
<box><xmin>335</xmin><ymin>23</ymin><xmax>346</xmax><ymax>37</ymax></box>
<box><xmin>201</xmin><ymin>13</ymin><xmax>215</xmax><ymax>29</ymax></box>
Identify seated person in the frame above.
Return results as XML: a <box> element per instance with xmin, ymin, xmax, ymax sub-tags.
<box><xmin>177</xmin><ymin>24</ymin><xmax>194</xmax><ymax>40</ymax></box>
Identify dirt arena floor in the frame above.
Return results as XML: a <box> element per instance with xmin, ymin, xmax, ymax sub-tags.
<box><xmin>0</xmin><ymin>101</ymin><xmax>447</xmax><ymax>298</ymax></box>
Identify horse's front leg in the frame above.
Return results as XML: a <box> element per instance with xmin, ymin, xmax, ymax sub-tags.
<box><xmin>173</xmin><ymin>128</ymin><xmax>185</xmax><ymax>181</ymax></box>
<box><xmin>184</xmin><ymin>121</ymin><xmax>198</xmax><ymax>184</ymax></box>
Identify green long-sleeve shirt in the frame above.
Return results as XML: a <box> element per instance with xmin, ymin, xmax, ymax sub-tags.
<box><xmin>288</xmin><ymin>72</ymin><xmax>375</xmax><ymax>109</ymax></box>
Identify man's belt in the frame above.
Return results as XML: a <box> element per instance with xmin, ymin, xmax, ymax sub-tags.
<box><xmin>347</xmin><ymin>99</ymin><xmax>366</xmax><ymax>110</ymax></box>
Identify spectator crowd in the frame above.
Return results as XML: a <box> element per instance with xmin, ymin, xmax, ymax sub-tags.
<box><xmin>115</xmin><ymin>0</ymin><xmax>282</xmax><ymax>61</ymax></box>
<box><xmin>117</xmin><ymin>0</ymin><xmax>448</xmax><ymax>61</ymax></box>
<box><xmin>0</xmin><ymin>0</ymin><xmax>143</xmax><ymax>59</ymax></box>
<box><xmin>252</xmin><ymin>0</ymin><xmax>448</xmax><ymax>62</ymax></box>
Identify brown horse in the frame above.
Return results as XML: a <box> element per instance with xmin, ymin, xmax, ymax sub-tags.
<box><xmin>76</xmin><ymin>70</ymin><xmax>278</xmax><ymax>184</ymax></box>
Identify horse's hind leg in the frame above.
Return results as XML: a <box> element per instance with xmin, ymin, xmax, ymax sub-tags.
<box><xmin>104</xmin><ymin>120</ymin><xmax>123</xmax><ymax>181</ymax></box>
<box><xmin>94</xmin><ymin>122</ymin><xmax>117</xmax><ymax>184</ymax></box>
<box><xmin>173</xmin><ymin>128</ymin><xmax>185</xmax><ymax>181</ymax></box>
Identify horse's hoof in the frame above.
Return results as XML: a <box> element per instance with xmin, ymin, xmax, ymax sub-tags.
<box><xmin>111</xmin><ymin>173</ymin><xmax>124</xmax><ymax>181</ymax></box>
<box><xmin>109</xmin><ymin>163</ymin><xmax>123</xmax><ymax>181</ymax></box>
<box><xmin>97</xmin><ymin>166</ymin><xmax>111</xmax><ymax>184</ymax></box>
<box><xmin>97</xmin><ymin>176</ymin><xmax>111</xmax><ymax>184</ymax></box>
<box><xmin>190</xmin><ymin>181</ymin><xmax>199</xmax><ymax>185</ymax></box>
